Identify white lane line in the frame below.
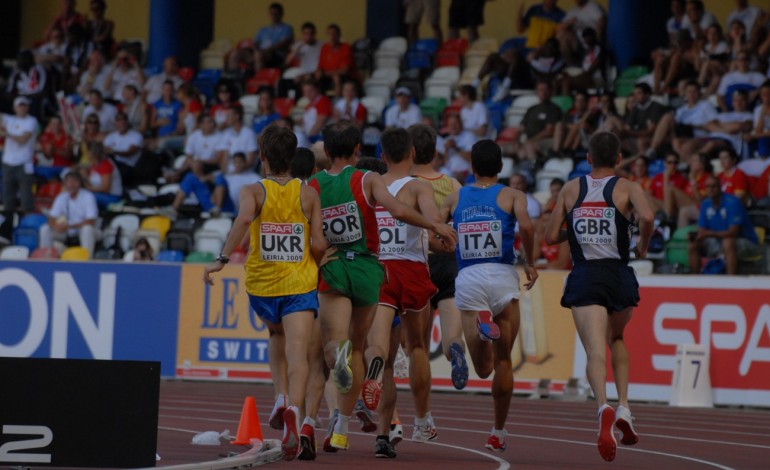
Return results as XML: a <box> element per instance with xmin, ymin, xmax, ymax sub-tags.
<box><xmin>348</xmin><ymin>430</ymin><xmax>510</xmax><ymax>470</ymax></box>
<box><xmin>437</xmin><ymin>426</ymin><xmax>735</xmax><ymax>470</ymax></box>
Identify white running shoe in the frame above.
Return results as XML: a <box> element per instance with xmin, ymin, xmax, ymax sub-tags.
<box><xmin>412</xmin><ymin>417</ymin><xmax>438</xmax><ymax>443</ymax></box>
<box><xmin>615</xmin><ymin>405</ymin><xmax>639</xmax><ymax>446</ymax></box>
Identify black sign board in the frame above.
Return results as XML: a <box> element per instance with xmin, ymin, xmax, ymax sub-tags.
<box><xmin>0</xmin><ymin>358</ymin><xmax>159</xmax><ymax>468</ymax></box>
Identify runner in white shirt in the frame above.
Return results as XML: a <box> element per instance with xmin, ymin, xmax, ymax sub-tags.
<box><xmin>384</xmin><ymin>87</ymin><xmax>423</xmax><ymax>129</ymax></box>
<box><xmin>1</xmin><ymin>97</ymin><xmax>38</xmax><ymax>217</ymax></box>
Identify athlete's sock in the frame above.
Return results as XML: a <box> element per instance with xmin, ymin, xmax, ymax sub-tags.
<box><xmin>303</xmin><ymin>417</ymin><xmax>316</xmax><ymax>428</ymax></box>
<box><xmin>276</xmin><ymin>394</ymin><xmax>289</xmax><ymax>407</ymax></box>
<box><xmin>415</xmin><ymin>414</ymin><xmax>429</xmax><ymax>427</ymax></box>
<box><xmin>334</xmin><ymin>414</ymin><xmax>350</xmax><ymax>435</ymax></box>
<box><xmin>492</xmin><ymin>428</ymin><xmax>506</xmax><ymax>439</ymax></box>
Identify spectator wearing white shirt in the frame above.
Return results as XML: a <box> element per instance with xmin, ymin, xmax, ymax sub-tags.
<box><xmin>82</xmin><ymin>89</ymin><xmax>118</xmax><ymax>133</ymax></box>
<box><xmin>297</xmin><ymin>79</ymin><xmax>332</xmax><ymax>142</ymax></box>
<box><xmin>665</xmin><ymin>0</ymin><xmax>688</xmax><ymax>47</ymax></box>
<box><xmin>35</xmin><ymin>26</ymin><xmax>68</xmax><ymax>73</ymax></box>
<box><xmin>217</xmin><ymin>106</ymin><xmax>258</xmax><ymax>172</ymax></box>
<box><xmin>650</xmin><ymin>80</ymin><xmax>719</xmax><ymax>157</ymax></box>
<box><xmin>333</xmin><ymin>81</ymin><xmax>367</xmax><ymax>128</ymax></box>
<box><xmin>726</xmin><ymin>0</ymin><xmax>763</xmax><ymax>37</ymax></box>
<box><xmin>39</xmin><ymin>171</ymin><xmax>98</xmax><ymax>256</ymax></box>
<box><xmin>681</xmin><ymin>0</ymin><xmax>717</xmax><ymax>40</ymax></box>
<box><xmin>143</xmin><ymin>56</ymin><xmax>184</xmax><ymax>105</ymax></box>
<box><xmin>749</xmin><ymin>80</ymin><xmax>770</xmax><ymax>157</ymax></box>
<box><xmin>696</xmin><ymin>23</ymin><xmax>731</xmax><ymax>97</ymax></box>
<box><xmin>77</xmin><ymin>50</ymin><xmax>109</xmax><ymax>98</ymax></box>
<box><xmin>556</xmin><ymin>0</ymin><xmax>605</xmax><ymax>66</ymax></box>
<box><xmin>703</xmin><ymin>88</ymin><xmax>754</xmax><ymax>156</ymax></box>
<box><xmin>104</xmin><ymin>111</ymin><xmax>145</xmax><ymax>185</ymax></box>
<box><xmin>283</xmin><ymin>22</ymin><xmax>322</xmax><ymax>87</ymax></box>
<box><xmin>103</xmin><ymin>49</ymin><xmax>145</xmax><ymax>102</ymax></box>
<box><xmin>1</xmin><ymin>97</ymin><xmax>38</xmax><ymax>235</ymax></box>
<box><xmin>458</xmin><ymin>85</ymin><xmax>488</xmax><ymax>141</ymax></box>
<box><xmin>716</xmin><ymin>51</ymin><xmax>766</xmax><ymax>111</ymax></box>
<box><xmin>168</xmin><ymin>114</ymin><xmax>222</xmax><ymax>182</ymax></box>
<box><xmin>437</xmin><ymin>113</ymin><xmax>475</xmax><ymax>180</ymax></box>
<box><xmin>384</xmin><ymin>87</ymin><xmax>422</xmax><ymax>129</ymax></box>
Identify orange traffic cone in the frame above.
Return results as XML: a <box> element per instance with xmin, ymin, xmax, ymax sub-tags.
<box><xmin>232</xmin><ymin>396</ymin><xmax>264</xmax><ymax>445</ymax></box>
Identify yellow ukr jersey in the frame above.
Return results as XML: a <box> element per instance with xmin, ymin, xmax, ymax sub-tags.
<box><xmin>245</xmin><ymin>178</ymin><xmax>317</xmax><ymax>296</ymax></box>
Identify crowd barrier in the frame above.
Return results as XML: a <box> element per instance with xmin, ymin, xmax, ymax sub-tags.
<box><xmin>1</xmin><ymin>261</ymin><xmax>768</xmax><ymax>406</ymax></box>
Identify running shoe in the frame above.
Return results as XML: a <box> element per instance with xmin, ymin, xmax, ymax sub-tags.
<box><xmin>269</xmin><ymin>396</ymin><xmax>287</xmax><ymax>430</ymax></box>
<box><xmin>354</xmin><ymin>399</ymin><xmax>378</xmax><ymax>433</ymax></box>
<box><xmin>333</xmin><ymin>340</ymin><xmax>353</xmax><ymax>394</ymax></box>
<box><xmin>281</xmin><ymin>406</ymin><xmax>300</xmax><ymax>461</ymax></box>
<box><xmin>393</xmin><ymin>345</ymin><xmax>409</xmax><ymax>379</ymax></box>
<box><xmin>449</xmin><ymin>342</ymin><xmax>469</xmax><ymax>390</ymax></box>
<box><xmin>389</xmin><ymin>422</ymin><xmax>403</xmax><ymax>447</ymax></box>
<box><xmin>597</xmin><ymin>404</ymin><xmax>617</xmax><ymax>462</ymax></box>
<box><xmin>615</xmin><ymin>405</ymin><xmax>639</xmax><ymax>446</ymax></box>
<box><xmin>375</xmin><ymin>436</ymin><xmax>397</xmax><ymax>458</ymax></box>
<box><xmin>330</xmin><ymin>432</ymin><xmax>349</xmax><ymax>450</ymax></box>
<box><xmin>412</xmin><ymin>418</ymin><xmax>438</xmax><ymax>443</ymax></box>
<box><xmin>362</xmin><ymin>356</ymin><xmax>384</xmax><ymax>410</ymax></box>
<box><xmin>477</xmin><ymin>310</ymin><xmax>501</xmax><ymax>341</ymax></box>
<box><xmin>322</xmin><ymin>409</ymin><xmax>339</xmax><ymax>453</ymax></box>
<box><xmin>297</xmin><ymin>424</ymin><xmax>316</xmax><ymax>461</ymax></box>
<box><xmin>485</xmin><ymin>429</ymin><xmax>507</xmax><ymax>453</ymax></box>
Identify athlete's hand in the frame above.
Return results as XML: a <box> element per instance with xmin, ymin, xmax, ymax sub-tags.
<box><xmin>633</xmin><ymin>246</ymin><xmax>648</xmax><ymax>260</ymax></box>
<box><xmin>318</xmin><ymin>246</ymin><xmax>339</xmax><ymax>268</ymax></box>
<box><xmin>431</xmin><ymin>223</ymin><xmax>457</xmax><ymax>248</ymax></box>
<box><xmin>523</xmin><ymin>265</ymin><xmax>538</xmax><ymax>290</ymax></box>
<box><xmin>203</xmin><ymin>261</ymin><xmax>224</xmax><ymax>285</ymax></box>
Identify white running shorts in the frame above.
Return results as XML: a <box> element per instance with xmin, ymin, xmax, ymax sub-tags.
<box><xmin>455</xmin><ymin>263</ymin><xmax>520</xmax><ymax>316</ymax></box>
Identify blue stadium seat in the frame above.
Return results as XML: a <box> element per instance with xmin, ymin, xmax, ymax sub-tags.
<box><xmin>157</xmin><ymin>250</ymin><xmax>184</xmax><ymax>262</ymax></box>
<box><xmin>413</xmin><ymin>38</ymin><xmax>439</xmax><ymax>55</ymax></box>
<box><xmin>405</xmin><ymin>50</ymin><xmax>432</xmax><ymax>70</ymax></box>
<box><xmin>486</xmin><ymin>97</ymin><xmax>513</xmax><ymax>133</ymax></box>
<box><xmin>12</xmin><ymin>214</ymin><xmax>47</xmax><ymax>251</ymax></box>
<box><xmin>648</xmin><ymin>159</ymin><xmax>665</xmax><ymax>177</ymax></box>
<box><xmin>499</xmin><ymin>37</ymin><xmax>525</xmax><ymax>54</ymax></box>
<box><xmin>568</xmin><ymin>159</ymin><xmax>592</xmax><ymax>180</ymax></box>
<box><xmin>192</xmin><ymin>69</ymin><xmax>222</xmax><ymax>101</ymax></box>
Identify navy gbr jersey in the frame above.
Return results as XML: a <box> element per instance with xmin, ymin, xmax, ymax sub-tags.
<box><xmin>567</xmin><ymin>175</ymin><xmax>632</xmax><ymax>264</ymax></box>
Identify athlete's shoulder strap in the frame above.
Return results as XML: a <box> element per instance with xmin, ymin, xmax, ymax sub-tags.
<box><xmin>602</xmin><ymin>176</ymin><xmax>620</xmax><ymax>208</ymax></box>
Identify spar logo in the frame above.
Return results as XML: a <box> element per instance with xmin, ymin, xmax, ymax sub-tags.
<box><xmin>458</xmin><ymin>221</ymin><xmax>497</xmax><ymax>233</ymax></box>
<box><xmin>573</xmin><ymin>207</ymin><xmax>614</xmax><ymax>219</ymax></box>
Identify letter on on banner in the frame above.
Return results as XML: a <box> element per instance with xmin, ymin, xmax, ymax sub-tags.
<box><xmin>670</xmin><ymin>343</ymin><xmax>713</xmax><ymax>407</ymax></box>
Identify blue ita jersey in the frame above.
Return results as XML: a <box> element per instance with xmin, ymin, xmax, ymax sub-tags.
<box><xmin>452</xmin><ymin>184</ymin><xmax>517</xmax><ymax>270</ymax></box>
<box><xmin>567</xmin><ymin>175</ymin><xmax>632</xmax><ymax>264</ymax></box>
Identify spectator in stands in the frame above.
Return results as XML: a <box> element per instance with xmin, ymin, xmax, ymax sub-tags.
<box><xmin>253</xmin><ymin>2</ymin><xmax>294</xmax><ymax>69</ymax></box>
<box><xmin>35</xmin><ymin>26</ymin><xmax>68</xmax><ymax>74</ymax></box>
<box><xmin>82</xmin><ymin>89</ymin><xmax>117</xmax><ymax>133</ymax></box>
<box><xmin>527</xmin><ymin>37</ymin><xmax>564</xmax><ymax>83</ymax></box>
<box><xmin>652</xmin><ymin>28</ymin><xmax>699</xmax><ymax>95</ymax></box>
<box><xmin>120</xmin><ymin>84</ymin><xmax>148</xmax><ymax>135</ymax></box>
<box><xmin>129</xmin><ymin>237</ymin><xmax>154</xmax><ymax>261</ymax></box>
<box><xmin>284</xmin><ymin>22</ymin><xmax>321</xmax><ymax>87</ymax></box>
<box><xmin>751</xmin><ymin>80</ymin><xmax>770</xmax><ymax>157</ymax></box>
<box><xmin>39</xmin><ymin>171</ymin><xmax>98</xmax><ymax>256</ymax></box>
<box><xmin>217</xmin><ymin>106</ymin><xmax>258</xmax><ymax>170</ymax></box>
<box><xmin>665</xmin><ymin>0</ymin><xmax>688</xmax><ymax>46</ymax></box>
<box><xmin>649</xmin><ymin>80</ymin><xmax>719</xmax><ymax>158</ymax></box>
<box><xmin>667</xmin><ymin>152</ymin><xmax>712</xmax><ymax>228</ymax></box>
<box><xmin>316</xmin><ymin>24</ymin><xmax>354</xmax><ymax>97</ymax></box>
<box><xmin>716</xmin><ymin>51</ymin><xmax>765</xmax><ymax>111</ymax></box>
<box><xmin>683</xmin><ymin>0</ymin><xmax>717</xmax><ymax>40</ymax></box>
<box><xmin>553</xmin><ymin>90</ymin><xmax>590</xmax><ymax>154</ymax></box>
<box><xmin>625</xmin><ymin>156</ymin><xmax>652</xmax><ymax>193</ymax></box>
<box><xmin>541</xmin><ymin>176</ymin><xmax>564</xmax><ymax>214</ymax></box>
<box><xmin>173</xmin><ymin>114</ymin><xmax>222</xmax><ymax>181</ymax></box>
<box><xmin>556</xmin><ymin>0</ymin><xmax>605</xmax><ymax>66</ymax></box>
<box><xmin>726</xmin><ymin>0</ymin><xmax>764</xmax><ymax>38</ymax></box>
<box><xmin>77</xmin><ymin>50</ymin><xmax>108</xmax><ymax>98</ymax></box>
<box><xmin>718</xmin><ymin>146</ymin><xmax>750</xmax><ymax>203</ymax></box>
<box><xmin>532</xmin><ymin>177</ymin><xmax>570</xmax><ymax>269</ymax></box>
<box><xmin>87</xmin><ymin>0</ymin><xmax>115</xmax><ymax>59</ymax></box>
<box><xmin>150</xmin><ymin>80</ymin><xmax>183</xmax><ymax>141</ymax></box>
<box><xmin>516</xmin><ymin>80</ymin><xmax>562</xmax><ymax>162</ymax></box>
<box><xmin>176</xmin><ymin>83</ymin><xmax>204</xmax><ymax>136</ymax></box>
<box><xmin>45</xmin><ymin>0</ymin><xmax>86</xmax><ymax>39</ymax></box>
<box><xmin>1</xmin><ymin>97</ymin><xmax>38</xmax><ymax>239</ymax></box>
<box><xmin>696</xmin><ymin>23</ymin><xmax>731</xmax><ymax>98</ymax></box>
<box><xmin>437</xmin><ymin>113</ymin><xmax>474</xmax><ymax>180</ymax></box>
<box><xmin>517</xmin><ymin>0</ymin><xmax>565</xmax><ymax>50</ymax></box>
<box><xmin>589</xmin><ymin>92</ymin><xmax>622</xmax><ymax>133</ymax></box>
<box><xmin>37</xmin><ymin>115</ymin><xmax>74</xmax><ymax>174</ymax></box>
<box><xmin>333</xmin><ymin>81</ymin><xmax>367</xmax><ymax>128</ymax></box>
<box><xmin>509</xmin><ymin>173</ymin><xmax>542</xmax><ymax>221</ymax></box>
<box><xmin>647</xmin><ymin>150</ymin><xmax>687</xmax><ymax>214</ymax></box>
<box><xmin>64</xmin><ymin>23</ymin><xmax>94</xmax><ymax>92</ymax></box>
<box><xmin>5</xmin><ymin>50</ymin><xmax>48</xmax><ymax>119</ymax></box>
<box><xmin>144</xmin><ymin>56</ymin><xmax>183</xmax><ymax>104</ymax></box>
<box><xmin>702</xmin><ymin>88</ymin><xmax>753</xmax><ymax>155</ymax></box>
<box><xmin>209</xmin><ymin>82</ymin><xmax>241</xmax><ymax>131</ymax></box>
<box><xmin>80</xmin><ymin>141</ymin><xmax>122</xmax><ymax>208</ymax></box>
<box><xmin>458</xmin><ymin>84</ymin><xmax>488</xmax><ymax>140</ymax></box>
<box><xmin>556</xmin><ymin>27</ymin><xmax>604</xmax><ymax>95</ymax></box>
<box><xmin>296</xmin><ymin>79</ymin><xmax>332</xmax><ymax>143</ymax></box>
<box><xmin>252</xmin><ymin>87</ymin><xmax>282</xmax><ymax>135</ymax></box>
<box><xmin>688</xmin><ymin>174</ymin><xmax>758</xmax><ymax>274</ymax></box>
<box><xmin>384</xmin><ymin>87</ymin><xmax>422</xmax><ymax>129</ymax></box>
<box><xmin>104</xmin><ymin>111</ymin><xmax>145</xmax><ymax>186</ymax></box>
<box><xmin>405</xmin><ymin>0</ymin><xmax>443</xmax><ymax>46</ymax></box>
<box><xmin>75</xmin><ymin>112</ymin><xmax>104</xmax><ymax>163</ymax></box>
<box><xmin>447</xmin><ymin>0</ymin><xmax>487</xmax><ymax>43</ymax></box>
<box><xmin>104</xmin><ymin>48</ymin><xmax>145</xmax><ymax>102</ymax></box>
<box><xmin>473</xmin><ymin>42</ymin><xmax>528</xmax><ymax>102</ymax></box>
<box><xmin>619</xmin><ymin>83</ymin><xmax>667</xmax><ymax>158</ymax></box>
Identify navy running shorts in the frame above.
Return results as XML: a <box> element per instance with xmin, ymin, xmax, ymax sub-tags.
<box><xmin>561</xmin><ymin>260</ymin><xmax>640</xmax><ymax>313</ymax></box>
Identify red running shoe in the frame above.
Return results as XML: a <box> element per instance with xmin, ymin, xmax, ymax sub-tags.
<box><xmin>282</xmin><ymin>406</ymin><xmax>300</xmax><ymax>461</ymax></box>
<box><xmin>477</xmin><ymin>310</ymin><xmax>501</xmax><ymax>341</ymax></box>
<box><xmin>485</xmin><ymin>429</ymin><xmax>507</xmax><ymax>453</ymax></box>
<box><xmin>597</xmin><ymin>405</ymin><xmax>617</xmax><ymax>462</ymax></box>
<box><xmin>297</xmin><ymin>424</ymin><xmax>316</xmax><ymax>461</ymax></box>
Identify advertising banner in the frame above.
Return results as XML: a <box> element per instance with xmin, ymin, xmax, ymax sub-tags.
<box><xmin>0</xmin><ymin>261</ymin><xmax>180</xmax><ymax>376</ymax></box>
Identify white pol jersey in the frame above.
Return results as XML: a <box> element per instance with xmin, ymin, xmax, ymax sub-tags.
<box><xmin>376</xmin><ymin>176</ymin><xmax>429</xmax><ymax>262</ymax></box>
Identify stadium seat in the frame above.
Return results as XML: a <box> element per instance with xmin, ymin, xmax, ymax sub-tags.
<box><xmin>281</xmin><ymin>66</ymin><xmax>303</xmax><ymax>80</ymax></box>
<box><xmin>201</xmin><ymin>218</ymin><xmax>233</xmax><ymax>241</ymax></box>
<box><xmin>12</xmin><ymin>213</ymin><xmax>48</xmax><ymax>251</ymax></box>
<box><xmin>132</xmin><ymin>230</ymin><xmax>162</xmax><ymax>254</ymax></box>
<box><xmin>159</xmin><ymin>184</ymin><xmax>180</xmax><ymax>196</ymax></box>
<box><xmin>246</xmin><ymin>68</ymin><xmax>282</xmax><ymax>94</ymax></box>
<box><xmin>413</xmin><ymin>38</ymin><xmax>439</xmax><ymax>55</ymax></box>
<box><xmin>30</xmin><ymin>247</ymin><xmax>59</xmax><ymax>259</ymax></box>
<box><xmin>374</xmin><ymin>37</ymin><xmax>408</xmax><ymax>69</ymax></box>
<box><xmin>551</xmin><ymin>95</ymin><xmax>574</xmax><ymax>113</ymax></box>
<box><xmin>435</xmin><ymin>50</ymin><xmax>461</xmax><ymax>67</ymax></box>
<box><xmin>464</xmin><ymin>50</ymin><xmax>489</xmax><ymax>69</ymax></box>
<box><xmin>239</xmin><ymin>94</ymin><xmax>259</xmax><ymax>115</ymax></box>
<box><xmin>543</xmin><ymin>158</ymin><xmax>574</xmax><ymax>180</ymax></box>
<box><xmin>273</xmin><ymin>97</ymin><xmax>295</xmax><ymax>117</ymax></box>
<box><xmin>419</xmin><ymin>97</ymin><xmax>448</xmax><ymax>125</ymax></box>
<box><xmin>469</xmin><ymin>37</ymin><xmax>499</xmax><ymax>54</ymax></box>
<box><xmin>102</xmin><ymin>214</ymin><xmax>140</xmax><ymax>252</ymax></box>
<box><xmin>364</xmin><ymin>82</ymin><xmax>393</xmax><ymax>102</ymax></box>
<box><xmin>361</xmin><ymin>96</ymin><xmax>387</xmax><ymax>124</ymax></box>
<box><xmin>185</xmin><ymin>251</ymin><xmax>215</xmax><ymax>263</ymax></box>
<box><xmin>405</xmin><ymin>50</ymin><xmax>432</xmax><ymax>70</ymax></box>
<box><xmin>425</xmin><ymin>67</ymin><xmax>460</xmax><ymax>101</ymax></box>
<box><xmin>156</xmin><ymin>250</ymin><xmax>184</xmax><ymax>262</ymax></box>
<box><xmin>536</xmin><ymin>170</ymin><xmax>565</xmax><ymax>193</ymax></box>
<box><xmin>178</xmin><ymin>67</ymin><xmax>195</xmax><ymax>82</ymax></box>
<box><xmin>140</xmin><ymin>215</ymin><xmax>172</xmax><ymax>241</ymax></box>
<box><xmin>496</xmin><ymin>126</ymin><xmax>521</xmax><ymax>144</ymax></box>
<box><xmin>194</xmin><ymin>230</ymin><xmax>224</xmax><ymax>255</ymax></box>
<box><xmin>440</xmin><ymin>38</ymin><xmax>468</xmax><ymax>55</ymax></box>
<box><xmin>60</xmin><ymin>246</ymin><xmax>90</xmax><ymax>261</ymax></box>
<box><xmin>499</xmin><ymin>37</ymin><xmax>525</xmax><ymax>53</ymax></box>
<box><xmin>34</xmin><ymin>181</ymin><xmax>62</xmax><ymax>213</ymax></box>
<box><xmin>665</xmin><ymin>225</ymin><xmax>697</xmax><ymax>269</ymax></box>
<box><xmin>505</xmin><ymin>94</ymin><xmax>540</xmax><ymax>127</ymax></box>
<box><xmin>192</xmin><ymin>69</ymin><xmax>222</xmax><ymax>101</ymax></box>
<box><xmin>0</xmin><ymin>245</ymin><xmax>30</xmax><ymax>260</ymax></box>
<box><xmin>648</xmin><ymin>159</ymin><xmax>665</xmax><ymax>177</ymax></box>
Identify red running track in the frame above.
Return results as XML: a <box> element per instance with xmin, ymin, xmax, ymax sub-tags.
<box><xmin>22</xmin><ymin>380</ymin><xmax>768</xmax><ymax>469</ymax></box>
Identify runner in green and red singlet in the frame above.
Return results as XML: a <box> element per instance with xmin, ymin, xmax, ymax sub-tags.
<box><xmin>308</xmin><ymin>121</ymin><xmax>456</xmax><ymax>452</ymax></box>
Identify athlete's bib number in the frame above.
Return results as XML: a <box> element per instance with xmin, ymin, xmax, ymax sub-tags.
<box><xmin>458</xmin><ymin>221</ymin><xmax>502</xmax><ymax>260</ymax></box>
<box><xmin>261</xmin><ymin>223</ymin><xmax>305</xmax><ymax>262</ymax></box>
<box><xmin>322</xmin><ymin>202</ymin><xmax>363</xmax><ymax>244</ymax></box>
<box><xmin>377</xmin><ymin>210</ymin><xmax>407</xmax><ymax>254</ymax></box>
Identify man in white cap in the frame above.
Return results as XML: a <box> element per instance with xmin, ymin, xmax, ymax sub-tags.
<box><xmin>384</xmin><ymin>87</ymin><xmax>423</xmax><ymax>129</ymax></box>
<box><xmin>0</xmin><ymin>96</ymin><xmax>39</xmax><ymax>241</ymax></box>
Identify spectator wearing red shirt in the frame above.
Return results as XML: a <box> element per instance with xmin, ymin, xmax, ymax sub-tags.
<box><xmin>315</xmin><ymin>24</ymin><xmax>354</xmax><ymax>97</ymax></box>
<box><xmin>628</xmin><ymin>157</ymin><xmax>652</xmax><ymax>192</ymax></box>
<box><xmin>717</xmin><ymin>146</ymin><xmax>749</xmax><ymax>204</ymax></box>
<box><xmin>648</xmin><ymin>152</ymin><xmax>687</xmax><ymax>203</ymax></box>
<box><xmin>671</xmin><ymin>152</ymin><xmax>713</xmax><ymax>228</ymax></box>
<box><xmin>38</xmin><ymin>115</ymin><xmax>74</xmax><ymax>170</ymax></box>
<box><xmin>45</xmin><ymin>0</ymin><xmax>86</xmax><ymax>39</ymax></box>
<box><xmin>80</xmin><ymin>141</ymin><xmax>123</xmax><ymax>208</ymax></box>
<box><xmin>298</xmin><ymin>79</ymin><xmax>331</xmax><ymax>143</ymax></box>
<box><xmin>333</xmin><ymin>81</ymin><xmax>367</xmax><ymax>128</ymax></box>
<box><xmin>752</xmin><ymin>164</ymin><xmax>770</xmax><ymax>201</ymax></box>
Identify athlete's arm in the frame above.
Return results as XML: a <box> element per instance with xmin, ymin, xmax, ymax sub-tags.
<box><xmin>510</xmin><ymin>188</ymin><xmax>538</xmax><ymax>290</ymax></box>
<box><xmin>301</xmin><ymin>184</ymin><xmax>328</xmax><ymax>266</ymax></box>
<box><xmin>626</xmin><ymin>180</ymin><xmax>655</xmax><ymax>259</ymax></box>
<box><xmin>414</xmin><ymin>180</ymin><xmax>454</xmax><ymax>252</ymax></box>
<box><xmin>203</xmin><ymin>184</ymin><xmax>262</xmax><ymax>284</ymax></box>
<box><xmin>439</xmin><ymin>190</ymin><xmax>459</xmax><ymax>224</ymax></box>
<box><xmin>545</xmin><ymin>184</ymin><xmax>570</xmax><ymax>246</ymax></box>
<box><xmin>369</xmin><ymin>172</ymin><xmax>458</xmax><ymax>245</ymax></box>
